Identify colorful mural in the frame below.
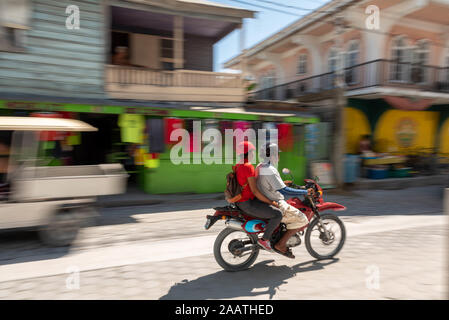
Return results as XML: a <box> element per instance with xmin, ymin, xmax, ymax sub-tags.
<box><xmin>374</xmin><ymin>110</ymin><xmax>438</xmax><ymax>153</ymax></box>
<box><xmin>345</xmin><ymin>99</ymin><xmax>448</xmax><ymax>155</ymax></box>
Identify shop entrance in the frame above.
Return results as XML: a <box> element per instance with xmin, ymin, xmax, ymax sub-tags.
<box><xmin>76</xmin><ymin>113</ymin><xmax>138</xmax><ymax>186</ymax></box>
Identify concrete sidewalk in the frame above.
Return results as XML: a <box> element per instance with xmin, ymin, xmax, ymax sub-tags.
<box><xmin>96</xmin><ymin>174</ymin><xmax>448</xmax><ymax>208</ymax></box>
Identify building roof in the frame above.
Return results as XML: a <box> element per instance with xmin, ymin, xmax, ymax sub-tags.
<box><xmin>116</xmin><ymin>0</ymin><xmax>255</xmax><ymax>20</ymax></box>
<box><xmin>224</xmin><ymin>0</ymin><xmax>449</xmax><ymax>69</ymax></box>
<box><xmin>224</xmin><ymin>0</ymin><xmax>356</xmax><ymax>69</ymax></box>
<box><xmin>111</xmin><ymin>0</ymin><xmax>255</xmax><ymax>42</ymax></box>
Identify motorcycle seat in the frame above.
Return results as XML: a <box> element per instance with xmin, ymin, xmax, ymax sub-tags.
<box><xmin>213</xmin><ymin>205</ymin><xmax>243</xmax><ymax>212</ymax></box>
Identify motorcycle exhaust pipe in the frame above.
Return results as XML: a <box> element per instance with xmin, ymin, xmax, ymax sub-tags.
<box><xmin>225</xmin><ymin>219</ymin><xmax>244</xmax><ymax>230</ymax></box>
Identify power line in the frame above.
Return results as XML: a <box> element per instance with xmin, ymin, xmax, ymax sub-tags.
<box><xmin>296</xmin><ymin>0</ymin><xmax>331</xmax><ymax>5</ymax></box>
<box><xmin>227</xmin><ymin>0</ymin><xmax>309</xmax><ymax>17</ymax></box>
<box><xmin>306</xmin><ymin>0</ymin><xmax>332</xmax><ymax>4</ymax></box>
<box><xmin>254</xmin><ymin>0</ymin><xmax>333</xmax><ymax>12</ymax></box>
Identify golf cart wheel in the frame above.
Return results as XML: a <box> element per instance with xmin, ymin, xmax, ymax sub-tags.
<box><xmin>39</xmin><ymin>209</ymin><xmax>81</xmax><ymax>247</ymax></box>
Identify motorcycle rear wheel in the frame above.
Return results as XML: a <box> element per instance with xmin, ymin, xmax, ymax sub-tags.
<box><xmin>305</xmin><ymin>213</ymin><xmax>346</xmax><ymax>260</ymax></box>
<box><xmin>213</xmin><ymin>228</ymin><xmax>260</xmax><ymax>272</ymax></box>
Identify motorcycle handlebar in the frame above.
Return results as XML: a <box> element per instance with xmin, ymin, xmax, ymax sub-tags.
<box><xmin>290</xmin><ymin>183</ymin><xmax>303</xmax><ymax>189</ymax></box>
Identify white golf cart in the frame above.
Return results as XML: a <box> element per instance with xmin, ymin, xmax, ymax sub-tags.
<box><xmin>0</xmin><ymin>116</ymin><xmax>128</xmax><ymax>246</ymax></box>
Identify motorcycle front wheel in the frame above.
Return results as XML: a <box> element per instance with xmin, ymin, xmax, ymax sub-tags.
<box><xmin>305</xmin><ymin>213</ymin><xmax>346</xmax><ymax>260</ymax></box>
<box><xmin>213</xmin><ymin>227</ymin><xmax>260</xmax><ymax>272</ymax></box>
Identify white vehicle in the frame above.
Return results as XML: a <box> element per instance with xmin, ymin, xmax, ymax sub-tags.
<box><xmin>0</xmin><ymin>116</ymin><xmax>128</xmax><ymax>246</ymax></box>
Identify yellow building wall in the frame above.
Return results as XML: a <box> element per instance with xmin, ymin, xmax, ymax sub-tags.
<box><xmin>374</xmin><ymin>110</ymin><xmax>439</xmax><ymax>153</ymax></box>
<box><xmin>439</xmin><ymin>118</ymin><xmax>449</xmax><ymax>155</ymax></box>
<box><xmin>345</xmin><ymin>107</ymin><xmax>371</xmax><ymax>154</ymax></box>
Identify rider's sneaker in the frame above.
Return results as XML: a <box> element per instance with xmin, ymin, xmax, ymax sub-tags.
<box><xmin>257</xmin><ymin>238</ymin><xmax>273</xmax><ymax>251</ymax></box>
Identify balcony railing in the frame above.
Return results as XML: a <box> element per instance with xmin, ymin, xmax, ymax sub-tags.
<box><xmin>107</xmin><ymin>65</ymin><xmax>243</xmax><ymax>88</ymax></box>
<box><xmin>252</xmin><ymin>59</ymin><xmax>449</xmax><ymax>101</ymax></box>
<box><xmin>105</xmin><ymin>65</ymin><xmax>245</xmax><ymax>102</ymax></box>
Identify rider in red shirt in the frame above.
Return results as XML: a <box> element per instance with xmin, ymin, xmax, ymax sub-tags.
<box><xmin>235</xmin><ymin>161</ymin><xmax>256</xmax><ymax>202</ymax></box>
<box><xmin>232</xmin><ymin>141</ymin><xmax>283</xmax><ymax>252</ymax></box>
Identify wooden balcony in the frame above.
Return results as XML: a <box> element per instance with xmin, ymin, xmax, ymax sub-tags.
<box><xmin>105</xmin><ymin>65</ymin><xmax>245</xmax><ymax>103</ymax></box>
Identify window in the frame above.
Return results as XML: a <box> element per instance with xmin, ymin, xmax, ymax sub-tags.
<box><xmin>0</xmin><ymin>27</ymin><xmax>25</xmax><ymax>49</ymax></box>
<box><xmin>441</xmin><ymin>55</ymin><xmax>449</xmax><ymax>91</ymax></box>
<box><xmin>446</xmin><ymin>56</ymin><xmax>449</xmax><ymax>83</ymax></box>
<box><xmin>328</xmin><ymin>47</ymin><xmax>338</xmax><ymax>72</ymax></box>
<box><xmin>0</xmin><ymin>0</ymin><xmax>30</xmax><ymax>52</ymax></box>
<box><xmin>390</xmin><ymin>36</ymin><xmax>412</xmax><ymax>82</ymax></box>
<box><xmin>390</xmin><ymin>37</ymin><xmax>431</xmax><ymax>84</ymax></box>
<box><xmin>411</xmin><ymin>40</ymin><xmax>429</xmax><ymax>83</ymax></box>
<box><xmin>260</xmin><ymin>71</ymin><xmax>276</xmax><ymax>99</ymax></box>
<box><xmin>328</xmin><ymin>47</ymin><xmax>338</xmax><ymax>88</ymax></box>
<box><xmin>160</xmin><ymin>38</ymin><xmax>174</xmax><ymax>70</ymax></box>
<box><xmin>297</xmin><ymin>54</ymin><xmax>307</xmax><ymax>75</ymax></box>
<box><xmin>261</xmin><ymin>72</ymin><xmax>275</xmax><ymax>89</ymax></box>
<box><xmin>345</xmin><ymin>41</ymin><xmax>359</xmax><ymax>84</ymax></box>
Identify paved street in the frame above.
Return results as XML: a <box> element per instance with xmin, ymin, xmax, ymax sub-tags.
<box><xmin>0</xmin><ymin>186</ymin><xmax>447</xmax><ymax>300</ymax></box>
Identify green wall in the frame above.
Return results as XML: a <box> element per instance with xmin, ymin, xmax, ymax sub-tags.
<box><xmin>143</xmin><ymin>144</ymin><xmax>307</xmax><ymax>194</ymax></box>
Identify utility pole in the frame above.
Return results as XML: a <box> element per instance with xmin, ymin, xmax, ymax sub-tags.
<box><xmin>239</xmin><ymin>19</ymin><xmax>249</xmax><ymax>99</ymax></box>
<box><xmin>239</xmin><ymin>19</ymin><xmax>246</xmax><ymax>78</ymax></box>
<box><xmin>333</xmin><ymin>15</ymin><xmax>347</xmax><ymax>190</ymax></box>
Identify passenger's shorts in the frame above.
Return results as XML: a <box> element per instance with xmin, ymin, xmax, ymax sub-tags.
<box><xmin>278</xmin><ymin>200</ymin><xmax>309</xmax><ymax>230</ymax></box>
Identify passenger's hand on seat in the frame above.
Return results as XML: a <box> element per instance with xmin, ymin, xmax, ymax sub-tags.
<box><xmin>226</xmin><ymin>194</ymin><xmax>241</xmax><ymax>203</ymax></box>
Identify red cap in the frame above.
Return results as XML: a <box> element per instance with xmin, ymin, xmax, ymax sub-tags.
<box><xmin>236</xmin><ymin>141</ymin><xmax>256</xmax><ymax>155</ymax></box>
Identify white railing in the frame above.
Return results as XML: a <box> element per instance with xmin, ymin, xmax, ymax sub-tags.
<box><xmin>106</xmin><ymin>65</ymin><xmax>243</xmax><ymax>88</ymax></box>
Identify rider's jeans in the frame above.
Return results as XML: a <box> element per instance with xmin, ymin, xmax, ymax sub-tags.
<box><xmin>236</xmin><ymin>198</ymin><xmax>282</xmax><ymax>240</ymax></box>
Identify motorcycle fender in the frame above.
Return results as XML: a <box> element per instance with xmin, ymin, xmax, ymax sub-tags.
<box><xmin>317</xmin><ymin>202</ymin><xmax>346</xmax><ymax>212</ymax></box>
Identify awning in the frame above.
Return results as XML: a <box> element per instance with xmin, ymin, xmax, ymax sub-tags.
<box><xmin>0</xmin><ymin>117</ymin><xmax>98</xmax><ymax>132</ymax></box>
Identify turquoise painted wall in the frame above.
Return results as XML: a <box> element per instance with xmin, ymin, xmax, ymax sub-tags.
<box><xmin>0</xmin><ymin>0</ymin><xmax>106</xmax><ymax>99</ymax></box>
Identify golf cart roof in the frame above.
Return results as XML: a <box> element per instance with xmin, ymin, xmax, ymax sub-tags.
<box><xmin>0</xmin><ymin>117</ymin><xmax>98</xmax><ymax>132</ymax></box>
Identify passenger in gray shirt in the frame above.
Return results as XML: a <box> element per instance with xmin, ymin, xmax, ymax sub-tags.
<box><xmin>256</xmin><ymin>142</ymin><xmax>313</xmax><ymax>258</ymax></box>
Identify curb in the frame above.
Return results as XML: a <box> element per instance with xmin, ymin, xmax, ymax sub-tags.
<box><xmin>354</xmin><ymin>174</ymin><xmax>448</xmax><ymax>190</ymax></box>
<box><xmin>96</xmin><ymin>194</ymin><xmax>225</xmax><ymax>208</ymax></box>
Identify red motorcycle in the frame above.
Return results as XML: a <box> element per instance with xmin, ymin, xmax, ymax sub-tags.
<box><xmin>204</xmin><ymin>169</ymin><xmax>346</xmax><ymax>272</ymax></box>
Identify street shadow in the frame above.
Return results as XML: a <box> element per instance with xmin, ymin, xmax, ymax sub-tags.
<box><xmin>0</xmin><ymin>230</ymin><xmax>71</xmax><ymax>266</ymax></box>
<box><xmin>159</xmin><ymin>258</ymin><xmax>339</xmax><ymax>300</ymax></box>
